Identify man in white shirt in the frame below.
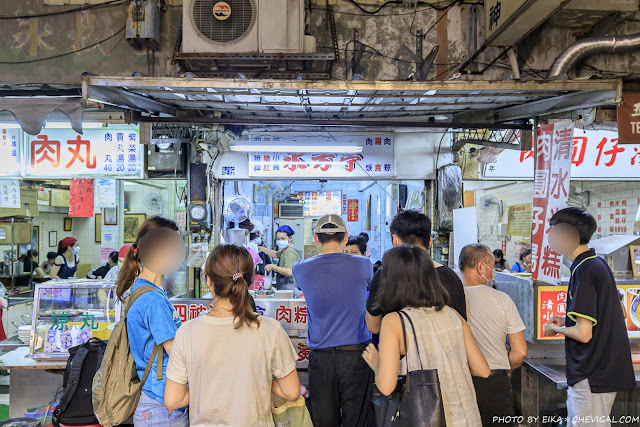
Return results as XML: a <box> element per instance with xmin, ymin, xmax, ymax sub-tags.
<box><xmin>459</xmin><ymin>244</ymin><xmax>528</xmax><ymax>427</ymax></box>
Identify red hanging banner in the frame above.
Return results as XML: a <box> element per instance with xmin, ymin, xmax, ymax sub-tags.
<box><xmin>347</xmin><ymin>199</ymin><xmax>359</xmax><ymax>222</ymax></box>
<box><xmin>531</xmin><ymin>121</ymin><xmax>573</xmax><ymax>285</ymax></box>
<box><xmin>69</xmin><ymin>178</ymin><xmax>95</xmax><ymax>218</ymax></box>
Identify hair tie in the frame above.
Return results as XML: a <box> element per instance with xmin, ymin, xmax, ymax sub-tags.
<box><xmin>232</xmin><ymin>272</ymin><xmax>242</xmax><ymax>282</ymax></box>
<box><xmin>133</xmin><ymin>248</ymin><xmax>138</xmax><ymax>257</ymax></box>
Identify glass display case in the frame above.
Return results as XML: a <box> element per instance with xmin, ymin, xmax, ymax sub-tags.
<box><xmin>29</xmin><ymin>280</ymin><xmax>121</xmax><ymax>360</ymax></box>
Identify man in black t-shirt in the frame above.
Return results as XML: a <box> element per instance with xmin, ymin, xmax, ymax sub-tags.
<box><xmin>366</xmin><ymin>210</ymin><xmax>466</xmax><ymax>334</ymax></box>
<box><xmin>544</xmin><ymin>208</ymin><xmax>635</xmax><ymax>426</ymax></box>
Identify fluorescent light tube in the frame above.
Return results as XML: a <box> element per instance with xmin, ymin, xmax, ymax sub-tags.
<box><xmin>230</xmin><ymin>145</ymin><xmax>363</xmax><ymax>153</ymax></box>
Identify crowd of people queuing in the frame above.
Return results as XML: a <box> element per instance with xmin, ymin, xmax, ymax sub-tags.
<box><xmin>114</xmin><ymin>206</ymin><xmax>632</xmax><ymax>427</ymax></box>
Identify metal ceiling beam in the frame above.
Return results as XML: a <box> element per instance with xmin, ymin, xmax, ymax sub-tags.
<box><xmin>83</xmin><ymin>75</ymin><xmax>622</xmax><ymax>93</ymax></box>
<box><xmin>452</xmin><ymin>139</ymin><xmax>521</xmax><ymax>152</ymax></box>
<box><xmin>455</xmin><ymin>89</ymin><xmax>619</xmax><ymax>123</ymax></box>
<box><xmin>135</xmin><ymin>115</ymin><xmax>531</xmax><ymax>130</ymax></box>
<box><xmin>493</xmin><ymin>89</ymin><xmax>619</xmax><ymax>121</ymax></box>
<box><xmin>82</xmin><ymin>82</ymin><xmax>176</xmax><ymax>116</ymax></box>
<box><xmin>147</xmin><ymin>99</ymin><xmax>529</xmax><ymax>109</ymax></box>
<box><xmin>129</xmin><ymin>88</ymin><xmax>564</xmax><ymax>99</ymax></box>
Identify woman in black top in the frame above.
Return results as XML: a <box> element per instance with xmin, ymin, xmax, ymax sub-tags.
<box><xmin>17</xmin><ymin>250</ymin><xmax>45</xmax><ymax>287</ymax></box>
<box><xmin>493</xmin><ymin>249</ymin><xmax>509</xmax><ymax>271</ymax></box>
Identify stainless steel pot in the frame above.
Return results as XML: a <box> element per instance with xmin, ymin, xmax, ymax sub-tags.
<box><xmin>13</xmin><ymin>261</ymin><xmax>24</xmax><ymax>275</ymax></box>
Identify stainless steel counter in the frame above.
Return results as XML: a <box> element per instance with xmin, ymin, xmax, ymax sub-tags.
<box><xmin>0</xmin><ymin>336</ymin><xmax>27</xmax><ymax>353</ymax></box>
<box><xmin>525</xmin><ymin>359</ymin><xmax>640</xmax><ymax>390</ymax></box>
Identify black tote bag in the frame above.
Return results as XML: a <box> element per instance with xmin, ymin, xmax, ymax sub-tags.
<box><xmin>371</xmin><ymin>310</ymin><xmax>446</xmax><ymax>427</ymax></box>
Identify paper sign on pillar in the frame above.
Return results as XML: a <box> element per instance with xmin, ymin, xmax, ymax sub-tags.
<box><xmin>531</xmin><ymin>121</ymin><xmax>574</xmax><ymax>285</ymax></box>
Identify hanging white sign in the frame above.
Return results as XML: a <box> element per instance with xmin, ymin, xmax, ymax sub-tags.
<box><xmin>483</xmin><ymin>129</ymin><xmax>640</xmax><ymax>180</ymax></box>
<box><xmin>24</xmin><ymin>127</ymin><xmax>143</xmax><ymax>178</ymax></box>
<box><xmin>95</xmin><ymin>178</ymin><xmax>117</xmax><ymax>208</ymax></box>
<box><xmin>247</xmin><ymin>134</ymin><xmax>395</xmax><ymax>178</ymax></box>
<box><xmin>0</xmin><ymin>179</ymin><xmax>21</xmax><ymax>208</ymax></box>
<box><xmin>0</xmin><ymin>128</ymin><xmax>21</xmax><ymax>176</ymax></box>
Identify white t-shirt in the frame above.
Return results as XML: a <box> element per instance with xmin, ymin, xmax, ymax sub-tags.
<box><xmin>104</xmin><ymin>264</ymin><xmax>120</xmax><ymax>280</ymax></box>
<box><xmin>463</xmin><ymin>285</ymin><xmax>526</xmax><ymax>370</ymax></box>
<box><xmin>166</xmin><ymin>315</ymin><xmax>298</xmax><ymax>427</ymax></box>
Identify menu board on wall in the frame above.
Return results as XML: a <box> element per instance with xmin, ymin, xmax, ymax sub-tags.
<box><xmin>303</xmin><ymin>191</ymin><xmax>341</xmax><ymax>217</ymax></box>
<box><xmin>507</xmin><ymin>203</ymin><xmax>532</xmax><ymax>236</ymax></box>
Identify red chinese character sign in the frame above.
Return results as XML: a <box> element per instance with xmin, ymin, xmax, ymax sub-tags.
<box><xmin>25</xmin><ymin>127</ymin><xmax>143</xmax><ymax>178</ymax></box>
<box><xmin>69</xmin><ymin>178</ymin><xmax>95</xmax><ymax>218</ymax></box>
<box><xmin>247</xmin><ymin>134</ymin><xmax>394</xmax><ymax>178</ymax></box>
<box><xmin>531</xmin><ymin>121</ymin><xmax>573</xmax><ymax>285</ymax></box>
<box><xmin>347</xmin><ymin>199</ymin><xmax>359</xmax><ymax>222</ymax></box>
<box><xmin>483</xmin><ymin>129</ymin><xmax>640</xmax><ymax>180</ymax></box>
<box><xmin>537</xmin><ymin>286</ymin><xmax>568</xmax><ymax>340</ymax></box>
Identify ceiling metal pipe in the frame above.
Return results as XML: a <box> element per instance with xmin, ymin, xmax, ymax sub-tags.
<box><xmin>547</xmin><ymin>32</ymin><xmax>640</xmax><ymax>80</ymax></box>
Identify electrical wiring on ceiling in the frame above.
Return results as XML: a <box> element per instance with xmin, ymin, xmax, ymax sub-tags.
<box><xmin>0</xmin><ymin>0</ymin><xmax>125</xmax><ymax>20</ymax></box>
<box><xmin>343</xmin><ymin>0</ymin><xmax>471</xmax><ymax>14</ymax></box>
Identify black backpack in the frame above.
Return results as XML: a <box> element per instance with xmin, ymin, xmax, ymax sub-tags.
<box><xmin>53</xmin><ymin>338</ymin><xmax>107</xmax><ymax>427</ymax></box>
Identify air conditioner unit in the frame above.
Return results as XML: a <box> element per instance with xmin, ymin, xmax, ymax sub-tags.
<box><xmin>182</xmin><ymin>0</ymin><xmax>304</xmax><ymax>54</ymax></box>
<box><xmin>279</xmin><ymin>203</ymin><xmax>304</xmax><ymax>219</ymax></box>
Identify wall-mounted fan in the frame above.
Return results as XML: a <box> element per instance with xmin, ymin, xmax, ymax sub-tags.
<box><xmin>144</xmin><ymin>193</ymin><xmax>165</xmax><ymax>212</ymax></box>
<box><xmin>256</xmin><ymin>181</ymin><xmax>293</xmax><ymax>202</ymax></box>
<box><xmin>478</xmin><ymin>194</ymin><xmax>504</xmax><ymax>216</ymax></box>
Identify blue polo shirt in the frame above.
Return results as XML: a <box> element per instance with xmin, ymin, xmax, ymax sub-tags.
<box><xmin>293</xmin><ymin>252</ymin><xmax>373</xmax><ymax>349</ymax></box>
<box><xmin>126</xmin><ymin>278</ymin><xmax>182</xmax><ymax>404</ymax></box>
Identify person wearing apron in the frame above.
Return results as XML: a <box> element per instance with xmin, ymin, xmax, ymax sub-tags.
<box><xmin>259</xmin><ymin>225</ymin><xmax>301</xmax><ymax>296</ymax></box>
<box><xmin>50</xmin><ymin>237</ymin><xmax>80</xmax><ymax>280</ymax></box>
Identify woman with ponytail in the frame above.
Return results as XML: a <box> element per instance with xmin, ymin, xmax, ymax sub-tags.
<box><xmin>165</xmin><ymin>244</ymin><xmax>302</xmax><ymax>426</ymax></box>
<box><xmin>118</xmin><ymin>216</ymin><xmax>188</xmax><ymax>427</ymax></box>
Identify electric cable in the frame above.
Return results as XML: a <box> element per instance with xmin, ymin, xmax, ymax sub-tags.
<box><xmin>0</xmin><ymin>0</ymin><xmax>125</xmax><ymax>20</ymax></box>
<box><xmin>0</xmin><ymin>26</ymin><xmax>125</xmax><ymax>64</ymax></box>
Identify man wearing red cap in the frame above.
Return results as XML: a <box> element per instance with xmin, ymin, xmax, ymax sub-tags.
<box><xmin>104</xmin><ymin>244</ymin><xmax>132</xmax><ymax>281</ymax></box>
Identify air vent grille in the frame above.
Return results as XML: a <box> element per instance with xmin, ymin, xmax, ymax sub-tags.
<box><xmin>191</xmin><ymin>0</ymin><xmax>255</xmax><ymax>44</ymax></box>
<box><xmin>279</xmin><ymin>203</ymin><xmax>304</xmax><ymax>218</ymax></box>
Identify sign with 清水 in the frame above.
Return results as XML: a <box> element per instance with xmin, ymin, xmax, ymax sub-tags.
<box><xmin>531</xmin><ymin>121</ymin><xmax>573</xmax><ymax>285</ymax></box>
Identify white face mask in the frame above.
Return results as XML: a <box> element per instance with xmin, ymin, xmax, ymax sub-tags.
<box><xmin>251</xmin><ymin>237</ymin><xmax>263</xmax><ymax>246</ymax></box>
<box><xmin>73</xmin><ymin>246</ymin><xmax>80</xmax><ymax>255</ymax></box>
<box><xmin>481</xmin><ymin>262</ymin><xmax>496</xmax><ymax>287</ymax></box>
<box><xmin>276</xmin><ymin>239</ymin><xmax>289</xmax><ymax>249</ymax></box>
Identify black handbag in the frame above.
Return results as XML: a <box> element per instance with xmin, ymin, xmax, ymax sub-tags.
<box><xmin>371</xmin><ymin>310</ymin><xmax>446</xmax><ymax>427</ymax></box>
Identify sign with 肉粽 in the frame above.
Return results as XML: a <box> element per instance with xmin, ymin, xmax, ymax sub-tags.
<box><xmin>507</xmin><ymin>203</ymin><xmax>532</xmax><ymax>236</ymax></box>
<box><xmin>24</xmin><ymin>127</ymin><xmax>143</xmax><ymax>178</ymax></box>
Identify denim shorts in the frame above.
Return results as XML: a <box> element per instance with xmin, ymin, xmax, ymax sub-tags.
<box><xmin>133</xmin><ymin>393</ymin><xmax>188</xmax><ymax>427</ymax></box>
